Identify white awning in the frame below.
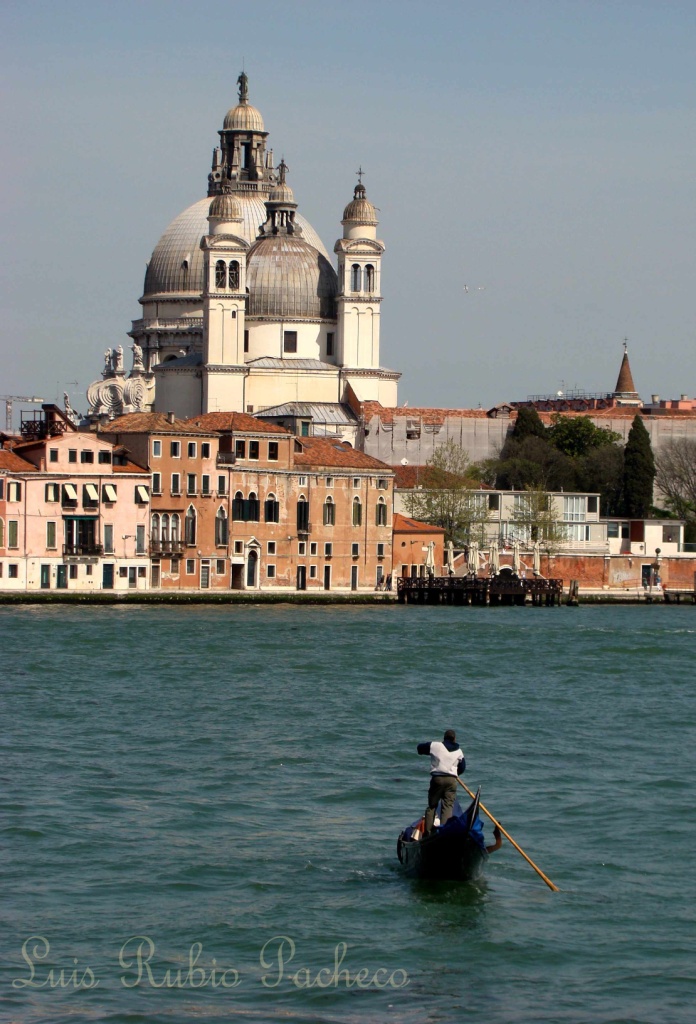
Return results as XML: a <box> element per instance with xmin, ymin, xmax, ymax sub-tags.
<box><xmin>85</xmin><ymin>483</ymin><xmax>99</xmax><ymax>501</ymax></box>
<box><xmin>103</xmin><ymin>484</ymin><xmax>117</xmax><ymax>502</ymax></box>
<box><xmin>135</xmin><ymin>485</ymin><xmax>150</xmax><ymax>503</ymax></box>
<box><xmin>63</xmin><ymin>483</ymin><xmax>77</xmax><ymax>500</ymax></box>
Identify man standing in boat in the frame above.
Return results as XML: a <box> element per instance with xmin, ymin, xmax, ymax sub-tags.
<box><xmin>417</xmin><ymin>729</ymin><xmax>466</xmax><ymax>837</ymax></box>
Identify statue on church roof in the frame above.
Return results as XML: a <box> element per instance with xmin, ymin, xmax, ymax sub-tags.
<box><xmin>237</xmin><ymin>71</ymin><xmax>249</xmax><ymax>103</ymax></box>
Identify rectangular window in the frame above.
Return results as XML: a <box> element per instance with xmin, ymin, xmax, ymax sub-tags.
<box><xmin>326</xmin><ymin>332</ymin><xmax>334</xmax><ymax>356</ymax></box>
<box><xmin>377</xmin><ymin>542</ymin><xmax>385</xmax><ymax>558</ymax></box>
<box><xmin>298</xmin><ymin>476</ymin><xmax>307</xmax><ymax>486</ymax></box>
<box><xmin>309</xmin><ymin>565</ymin><xmax>317</xmax><ymax>579</ymax></box>
<box><xmin>98</xmin><ymin>450</ymin><xmax>112</xmax><ymax>464</ymax></box>
<box><xmin>298</xmin><ymin>541</ymin><xmax>306</xmax><ymax>556</ymax></box>
<box><xmin>244</xmin><ymin>329</ymin><xmax>249</xmax><ymax>353</ymax></box>
<box><xmin>171</xmin><ymin>473</ymin><xmax>181</xmax><ymax>495</ymax></box>
<box><xmin>249</xmin><ymin>441</ymin><xmax>259</xmax><ymax>460</ymax></box>
<box><xmin>83</xmin><ymin>483</ymin><xmax>99</xmax><ymax>508</ymax></box>
<box><xmin>301</xmin><ymin>421</ymin><xmax>310</xmax><ymax>436</ymax></box>
<box><xmin>171</xmin><ymin>557</ymin><xmax>180</xmax><ymax>574</ymax></box>
<box><xmin>283</xmin><ymin>330</ymin><xmax>298</xmax><ymax>353</ymax></box>
<box><xmin>102</xmin><ymin>483</ymin><xmax>117</xmax><ymax>502</ymax></box>
<box><xmin>46</xmin><ymin>521</ymin><xmax>56</xmax><ymax>549</ymax></box>
<box><xmin>310</xmin><ymin>542</ymin><xmax>318</xmax><ymax>556</ymax></box>
<box><xmin>68</xmin><ymin>449</ymin><xmax>77</xmax><ymax>463</ymax></box>
<box><xmin>9</xmin><ymin>564</ymin><xmax>19</xmax><ymax>579</ymax></box>
<box><xmin>69</xmin><ymin>564</ymin><xmax>78</xmax><ymax>580</ymax></box>
<box><xmin>234</xmin><ymin>540</ymin><xmax>243</xmax><ymax>554</ymax></box>
<box><xmin>8</xmin><ymin>482</ymin><xmax>22</xmax><ymax>502</ymax></box>
<box><xmin>201</xmin><ymin>474</ymin><xmax>211</xmax><ymax>495</ymax></box>
<box><xmin>187</xmin><ymin>474</ymin><xmax>197</xmax><ymax>495</ymax></box>
<box><xmin>268</xmin><ymin>441</ymin><xmax>278</xmax><ymax>461</ymax></box>
<box><xmin>186</xmin><ymin>559</ymin><xmax>195</xmax><ymax>575</ymax></box>
<box><xmin>104</xmin><ymin>524</ymin><xmax>114</xmax><ymax>553</ymax></box>
<box><xmin>152</xmin><ymin>473</ymin><xmax>162</xmax><ymax>495</ymax></box>
<box><xmin>152</xmin><ymin>440</ymin><xmax>162</xmax><ymax>458</ymax></box>
<box><xmin>267</xmin><ymin>564</ymin><xmax>276</xmax><ymax>579</ymax></box>
<box><xmin>352</xmin><ymin>542</ymin><xmax>359</xmax><ymax>557</ymax></box>
<box><xmin>136</xmin><ymin>525</ymin><xmax>145</xmax><ymax>554</ymax></box>
<box><xmin>86</xmin><ymin>564</ymin><xmax>93</xmax><ymax>576</ymax></box>
<box><xmin>267</xmin><ymin>541</ymin><xmax>276</xmax><ymax>555</ymax></box>
<box><xmin>607</xmin><ymin>521</ymin><xmax>620</xmax><ymax>538</ymax></box>
<box><xmin>81</xmin><ymin>450</ymin><xmax>94</xmax><ymax>464</ymax></box>
<box><xmin>588</xmin><ymin>496</ymin><xmax>598</xmax><ymax>515</ymax></box>
<box><xmin>170</xmin><ymin>441</ymin><xmax>181</xmax><ymax>458</ymax></box>
<box><xmin>563</xmin><ymin>496</ymin><xmax>587</xmax><ymax>523</ymax></box>
<box><xmin>377</xmin><ymin>478</ymin><xmax>388</xmax><ymax>490</ymax></box>
<box><xmin>187</xmin><ymin>442</ymin><xmax>197</xmax><ymax>459</ymax></box>
<box><xmin>216</xmin><ymin>559</ymin><xmax>226</xmax><ymax>575</ymax></box>
<box><xmin>138</xmin><ymin>566</ymin><xmax>146</xmax><ymax>578</ymax></box>
<box><xmin>49</xmin><ymin>449</ymin><xmax>59</xmax><ymax>463</ymax></box>
<box><xmin>325</xmin><ymin>477</ymin><xmax>333</xmax><ymax>487</ymax></box>
<box><xmin>9</xmin><ymin>521</ymin><xmax>19</xmax><ymax>548</ymax></box>
<box><xmin>202</xmin><ymin>443</ymin><xmax>211</xmax><ymax>459</ymax></box>
<box><xmin>62</xmin><ymin>483</ymin><xmax>78</xmax><ymax>506</ymax></box>
<box><xmin>488</xmin><ymin>493</ymin><xmax>500</xmax><ymax>511</ymax></box>
<box><xmin>45</xmin><ymin>483</ymin><xmax>59</xmax><ymax>502</ymax></box>
<box><xmin>119</xmin><ymin>566</ymin><xmax>128</xmax><ymax>578</ymax></box>
<box><xmin>0</xmin><ymin>480</ymin><xmax>3</xmax><ymax>499</ymax></box>
<box><xmin>218</xmin><ymin>475</ymin><xmax>226</xmax><ymax>495</ymax></box>
<box><xmin>324</xmin><ymin>542</ymin><xmax>332</xmax><ymax>557</ymax></box>
<box><xmin>235</xmin><ymin>439</ymin><xmax>246</xmax><ymax>460</ymax></box>
<box><xmin>135</xmin><ymin>485</ymin><xmax>150</xmax><ymax>504</ymax></box>
<box><xmin>353</xmin><ymin>478</ymin><xmax>360</xmax><ymax>488</ymax></box>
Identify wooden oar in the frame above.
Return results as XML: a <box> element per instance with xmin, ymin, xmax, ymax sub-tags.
<box><xmin>456</xmin><ymin>778</ymin><xmax>559</xmax><ymax>892</ymax></box>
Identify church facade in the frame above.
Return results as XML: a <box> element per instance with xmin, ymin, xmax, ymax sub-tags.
<box><xmin>87</xmin><ymin>73</ymin><xmax>399</xmax><ymax>426</ymax></box>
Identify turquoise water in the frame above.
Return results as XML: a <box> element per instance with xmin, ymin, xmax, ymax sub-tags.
<box><xmin>2</xmin><ymin>604</ymin><xmax>694</xmax><ymax>1023</ymax></box>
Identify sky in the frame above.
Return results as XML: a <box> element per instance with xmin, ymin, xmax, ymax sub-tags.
<box><xmin>2</xmin><ymin>0</ymin><xmax>696</xmax><ymax>426</ymax></box>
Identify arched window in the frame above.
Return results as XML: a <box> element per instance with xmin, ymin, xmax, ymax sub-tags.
<box><xmin>161</xmin><ymin>513</ymin><xmax>170</xmax><ymax>542</ymax></box>
<box><xmin>228</xmin><ymin>260</ymin><xmax>240</xmax><ymax>290</ymax></box>
<box><xmin>365</xmin><ymin>264</ymin><xmax>375</xmax><ymax>292</ymax></box>
<box><xmin>351</xmin><ymin>264</ymin><xmax>362</xmax><ymax>292</ymax></box>
<box><xmin>232</xmin><ymin>490</ymin><xmax>245</xmax><ymax>521</ymax></box>
<box><xmin>323</xmin><ymin>496</ymin><xmax>335</xmax><ymax>526</ymax></box>
<box><xmin>247</xmin><ymin>491</ymin><xmax>260</xmax><ymax>522</ymax></box>
<box><xmin>151</xmin><ymin>513</ymin><xmax>160</xmax><ymax>545</ymax></box>
<box><xmin>171</xmin><ymin>514</ymin><xmax>180</xmax><ymax>542</ymax></box>
<box><xmin>264</xmin><ymin>493</ymin><xmax>280</xmax><ymax>523</ymax></box>
<box><xmin>185</xmin><ymin>505</ymin><xmax>196</xmax><ymax>545</ymax></box>
<box><xmin>352</xmin><ymin>496</ymin><xmax>362</xmax><ymax>527</ymax></box>
<box><xmin>297</xmin><ymin>496</ymin><xmax>310</xmax><ymax>532</ymax></box>
<box><xmin>215</xmin><ymin>507</ymin><xmax>228</xmax><ymax>545</ymax></box>
<box><xmin>215</xmin><ymin>260</ymin><xmax>226</xmax><ymax>289</ymax></box>
<box><xmin>376</xmin><ymin>497</ymin><xmax>387</xmax><ymax>526</ymax></box>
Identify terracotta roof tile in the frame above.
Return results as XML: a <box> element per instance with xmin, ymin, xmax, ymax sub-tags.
<box><xmin>361</xmin><ymin>402</ymin><xmax>489</xmax><ymax>423</ymax></box>
<box><xmin>614</xmin><ymin>352</ymin><xmax>637</xmax><ymax>395</ymax></box>
<box><xmin>294</xmin><ymin>436</ymin><xmax>393</xmax><ymax>471</ymax></box>
<box><xmin>393</xmin><ymin>512</ymin><xmax>445</xmax><ymax>535</ymax></box>
<box><xmin>390</xmin><ymin>465</ymin><xmax>490</xmax><ymax>489</ymax></box>
<box><xmin>99</xmin><ymin>413</ymin><xmax>215</xmax><ymax>435</ymax></box>
<box><xmin>0</xmin><ymin>449</ymin><xmax>37</xmax><ymax>472</ymax></box>
<box><xmin>187</xmin><ymin>412</ymin><xmax>291</xmax><ymax>434</ymax></box>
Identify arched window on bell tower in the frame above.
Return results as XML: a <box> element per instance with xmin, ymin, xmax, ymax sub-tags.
<box><xmin>365</xmin><ymin>264</ymin><xmax>375</xmax><ymax>293</ymax></box>
<box><xmin>228</xmin><ymin>260</ymin><xmax>240</xmax><ymax>290</ymax></box>
<box><xmin>215</xmin><ymin>260</ymin><xmax>226</xmax><ymax>289</ymax></box>
<box><xmin>351</xmin><ymin>264</ymin><xmax>362</xmax><ymax>292</ymax></box>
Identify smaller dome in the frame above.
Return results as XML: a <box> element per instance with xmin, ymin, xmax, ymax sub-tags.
<box><xmin>209</xmin><ymin>193</ymin><xmax>242</xmax><ymax>221</ymax></box>
<box><xmin>269</xmin><ymin>181</ymin><xmax>295</xmax><ymax>204</ymax></box>
<box><xmin>343</xmin><ymin>183</ymin><xmax>378</xmax><ymax>224</ymax></box>
<box><xmin>223</xmin><ymin>102</ymin><xmax>265</xmax><ymax>132</ymax></box>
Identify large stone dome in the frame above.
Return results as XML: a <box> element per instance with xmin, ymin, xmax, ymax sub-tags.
<box><xmin>223</xmin><ymin>101</ymin><xmax>265</xmax><ymax>132</ymax></box>
<box><xmin>246</xmin><ymin>236</ymin><xmax>337</xmax><ymax>320</ymax></box>
<box><xmin>142</xmin><ymin>195</ymin><xmax>329</xmax><ymax>299</ymax></box>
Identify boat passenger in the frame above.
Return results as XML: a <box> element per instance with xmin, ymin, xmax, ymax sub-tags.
<box><xmin>416</xmin><ymin>729</ymin><xmax>466</xmax><ymax>837</ymax></box>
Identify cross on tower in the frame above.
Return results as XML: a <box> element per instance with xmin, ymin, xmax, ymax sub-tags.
<box><xmin>356</xmin><ymin>166</ymin><xmax>364</xmax><ymax>185</ymax></box>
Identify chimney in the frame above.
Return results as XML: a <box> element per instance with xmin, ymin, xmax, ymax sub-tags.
<box><xmin>167</xmin><ymin>411</ymin><xmax>175</xmax><ymax>424</ymax></box>
<box><xmin>651</xmin><ymin>395</ymin><xmax>660</xmax><ymax>404</ymax></box>
<box><xmin>681</xmin><ymin>394</ymin><xmax>688</xmax><ymax>402</ymax></box>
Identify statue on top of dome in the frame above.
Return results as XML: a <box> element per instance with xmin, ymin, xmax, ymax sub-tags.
<box><xmin>237</xmin><ymin>71</ymin><xmax>249</xmax><ymax>103</ymax></box>
<box><xmin>277</xmin><ymin>158</ymin><xmax>289</xmax><ymax>185</ymax></box>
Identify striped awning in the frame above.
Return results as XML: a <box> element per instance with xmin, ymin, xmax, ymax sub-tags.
<box><xmin>135</xmin><ymin>485</ymin><xmax>150</xmax><ymax>503</ymax></box>
<box><xmin>103</xmin><ymin>484</ymin><xmax>117</xmax><ymax>502</ymax></box>
<box><xmin>85</xmin><ymin>483</ymin><xmax>99</xmax><ymax>501</ymax></box>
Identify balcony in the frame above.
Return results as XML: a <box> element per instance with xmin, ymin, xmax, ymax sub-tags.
<box><xmin>150</xmin><ymin>539</ymin><xmax>186</xmax><ymax>556</ymax></box>
<box><xmin>129</xmin><ymin>317</ymin><xmax>204</xmax><ymax>333</ymax></box>
<box><xmin>217</xmin><ymin>453</ymin><xmax>236</xmax><ymax>466</ymax></box>
<box><xmin>297</xmin><ymin>523</ymin><xmax>312</xmax><ymax>536</ymax></box>
<box><xmin>63</xmin><ymin>543</ymin><xmax>103</xmax><ymax>556</ymax></box>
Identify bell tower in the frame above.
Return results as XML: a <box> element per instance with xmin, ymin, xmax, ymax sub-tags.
<box><xmin>208</xmin><ymin>72</ymin><xmax>277</xmax><ymax>197</ymax></box>
<box><xmin>334</xmin><ymin>173</ymin><xmax>384</xmax><ymax>372</ymax></box>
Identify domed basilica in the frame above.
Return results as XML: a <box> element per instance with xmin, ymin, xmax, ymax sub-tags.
<box><xmin>87</xmin><ymin>73</ymin><xmax>400</xmax><ymax>433</ymax></box>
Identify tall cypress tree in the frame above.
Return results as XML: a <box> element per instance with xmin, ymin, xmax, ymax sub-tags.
<box><xmin>623</xmin><ymin>415</ymin><xmax>655</xmax><ymax>518</ymax></box>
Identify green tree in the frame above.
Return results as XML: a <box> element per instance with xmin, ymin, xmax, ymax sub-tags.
<box><xmin>623</xmin><ymin>415</ymin><xmax>655</xmax><ymax>518</ymax></box>
<box><xmin>404</xmin><ymin>440</ymin><xmax>490</xmax><ymax>545</ymax></box>
<box><xmin>509</xmin><ymin>486</ymin><xmax>568</xmax><ymax>550</ymax></box>
<box><xmin>579</xmin><ymin>444</ymin><xmax>625</xmax><ymax>517</ymax></box>
<box><xmin>495</xmin><ymin>435</ymin><xmax>578</xmax><ymax>492</ymax></box>
<box><xmin>547</xmin><ymin>415</ymin><xmax>621</xmax><ymax>458</ymax></box>
<box><xmin>512</xmin><ymin>406</ymin><xmax>547</xmax><ymax>441</ymax></box>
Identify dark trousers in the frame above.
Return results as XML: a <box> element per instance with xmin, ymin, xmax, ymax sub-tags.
<box><xmin>424</xmin><ymin>774</ymin><xmax>457</xmax><ymax>834</ymax></box>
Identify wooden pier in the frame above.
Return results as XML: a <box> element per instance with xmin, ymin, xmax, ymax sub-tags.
<box><xmin>396</xmin><ymin>574</ymin><xmax>564</xmax><ymax>606</ymax></box>
<box><xmin>663</xmin><ymin>588</ymin><xmax>696</xmax><ymax>604</ymax></box>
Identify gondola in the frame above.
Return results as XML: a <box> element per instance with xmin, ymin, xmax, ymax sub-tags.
<box><xmin>397</xmin><ymin>788</ymin><xmax>489</xmax><ymax>881</ymax></box>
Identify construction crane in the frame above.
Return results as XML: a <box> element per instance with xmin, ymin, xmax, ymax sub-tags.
<box><xmin>0</xmin><ymin>395</ymin><xmax>44</xmax><ymax>433</ymax></box>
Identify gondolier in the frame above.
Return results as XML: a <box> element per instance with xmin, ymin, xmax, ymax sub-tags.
<box><xmin>417</xmin><ymin>729</ymin><xmax>466</xmax><ymax>836</ymax></box>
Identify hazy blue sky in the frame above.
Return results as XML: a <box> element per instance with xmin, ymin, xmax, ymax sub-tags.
<box><xmin>2</xmin><ymin>0</ymin><xmax>696</xmax><ymax>423</ymax></box>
